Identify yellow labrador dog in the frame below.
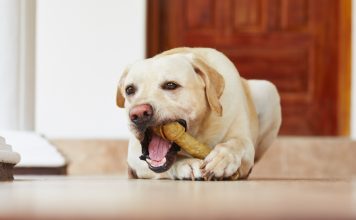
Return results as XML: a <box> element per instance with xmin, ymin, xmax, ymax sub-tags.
<box><xmin>117</xmin><ymin>47</ymin><xmax>281</xmax><ymax>180</ymax></box>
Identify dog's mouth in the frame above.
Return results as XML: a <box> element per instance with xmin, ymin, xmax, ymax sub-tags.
<box><xmin>139</xmin><ymin>119</ymin><xmax>187</xmax><ymax>173</ymax></box>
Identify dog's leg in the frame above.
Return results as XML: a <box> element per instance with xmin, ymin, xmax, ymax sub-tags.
<box><xmin>247</xmin><ymin>80</ymin><xmax>281</xmax><ymax>161</ymax></box>
<box><xmin>169</xmin><ymin>156</ymin><xmax>204</xmax><ymax>180</ymax></box>
<box><xmin>200</xmin><ymin>138</ymin><xmax>255</xmax><ymax>180</ymax></box>
<box><xmin>254</xmin><ymin>111</ymin><xmax>281</xmax><ymax>161</ymax></box>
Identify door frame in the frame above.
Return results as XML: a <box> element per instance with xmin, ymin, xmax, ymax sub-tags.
<box><xmin>338</xmin><ymin>0</ymin><xmax>351</xmax><ymax>136</ymax></box>
<box><xmin>146</xmin><ymin>0</ymin><xmax>352</xmax><ymax>136</ymax></box>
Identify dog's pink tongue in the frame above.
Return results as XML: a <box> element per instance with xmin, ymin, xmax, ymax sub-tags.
<box><xmin>148</xmin><ymin>134</ymin><xmax>171</xmax><ymax>161</ymax></box>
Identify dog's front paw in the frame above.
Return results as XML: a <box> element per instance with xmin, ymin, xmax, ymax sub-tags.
<box><xmin>200</xmin><ymin>144</ymin><xmax>250</xmax><ymax>180</ymax></box>
<box><xmin>170</xmin><ymin>158</ymin><xmax>204</xmax><ymax>180</ymax></box>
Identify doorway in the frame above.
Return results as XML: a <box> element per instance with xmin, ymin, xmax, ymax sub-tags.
<box><xmin>147</xmin><ymin>0</ymin><xmax>351</xmax><ymax>136</ymax></box>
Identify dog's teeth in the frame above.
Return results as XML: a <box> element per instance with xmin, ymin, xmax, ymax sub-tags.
<box><xmin>161</xmin><ymin>157</ymin><xmax>167</xmax><ymax>165</ymax></box>
<box><xmin>146</xmin><ymin>157</ymin><xmax>167</xmax><ymax>167</ymax></box>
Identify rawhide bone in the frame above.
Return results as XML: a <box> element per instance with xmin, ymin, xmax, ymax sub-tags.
<box><xmin>153</xmin><ymin>122</ymin><xmax>211</xmax><ymax>159</ymax></box>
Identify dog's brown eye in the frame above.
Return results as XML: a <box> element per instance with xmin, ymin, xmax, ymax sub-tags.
<box><xmin>125</xmin><ymin>85</ymin><xmax>136</xmax><ymax>95</ymax></box>
<box><xmin>162</xmin><ymin>81</ymin><xmax>180</xmax><ymax>90</ymax></box>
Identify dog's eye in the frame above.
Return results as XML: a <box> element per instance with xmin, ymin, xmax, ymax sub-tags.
<box><xmin>125</xmin><ymin>85</ymin><xmax>136</xmax><ymax>96</ymax></box>
<box><xmin>162</xmin><ymin>81</ymin><xmax>180</xmax><ymax>90</ymax></box>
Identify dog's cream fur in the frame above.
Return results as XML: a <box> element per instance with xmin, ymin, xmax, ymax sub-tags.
<box><xmin>117</xmin><ymin>47</ymin><xmax>281</xmax><ymax>180</ymax></box>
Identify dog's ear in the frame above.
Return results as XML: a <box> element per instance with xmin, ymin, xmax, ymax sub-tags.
<box><xmin>116</xmin><ymin>68</ymin><xmax>129</xmax><ymax>108</ymax></box>
<box><xmin>191</xmin><ymin>56</ymin><xmax>225</xmax><ymax>116</ymax></box>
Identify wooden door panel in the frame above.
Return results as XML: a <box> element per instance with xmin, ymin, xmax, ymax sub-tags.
<box><xmin>186</xmin><ymin>0</ymin><xmax>216</xmax><ymax>30</ymax></box>
<box><xmin>280</xmin><ymin>0</ymin><xmax>309</xmax><ymax>29</ymax></box>
<box><xmin>147</xmin><ymin>0</ymin><xmax>350</xmax><ymax>136</ymax></box>
<box><xmin>224</xmin><ymin>47</ymin><xmax>310</xmax><ymax>94</ymax></box>
<box><xmin>232</xmin><ymin>0</ymin><xmax>262</xmax><ymax>31</ymax></box>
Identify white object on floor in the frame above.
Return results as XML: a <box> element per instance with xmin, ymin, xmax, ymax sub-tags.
<box><xmin>0</xmin><ymin>131</ymin><xmax>65</xmax><ymax>167</ymax></box>
<box><xmin>0</xmin><ymin>136</ymin><xmax>21</xmax><ymax>165</ymax></box>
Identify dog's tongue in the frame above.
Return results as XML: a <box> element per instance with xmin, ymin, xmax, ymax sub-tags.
<box><xmin>148</xmin><ymin>134</ymin><xmax>171</xmax><ymax>161</ymax></box>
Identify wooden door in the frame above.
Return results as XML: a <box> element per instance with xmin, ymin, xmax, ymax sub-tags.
<box><xmin>147</xmin><ymin>0</ymin><xmax>351</xmax><ymax>136</ymax></box>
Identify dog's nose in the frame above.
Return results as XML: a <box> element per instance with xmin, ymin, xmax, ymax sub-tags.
<box><xmin>129</xmin><ymin>104</ymin><xmax>153</xmax><ymax>125</ymax></box>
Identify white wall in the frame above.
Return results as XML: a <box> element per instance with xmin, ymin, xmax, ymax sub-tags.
<box><xmin>0</xmin><ymin>0</ymin><xmax>36</xmax><ymax>131</ymax></box>
<box><xmin>0</xmin><ymin>0</ymin><xmax>20</xmax><ymax>129</ymax></box>
<box><xmin>36</xmin><ymin>0</ymin><xmax>146</xmax><ymax>138</ymax></box>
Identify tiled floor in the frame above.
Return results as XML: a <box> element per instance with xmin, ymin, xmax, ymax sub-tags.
<box><xmin>0</xmin><ymin>176</ymin><xmax>355</xmax><ymax>220</ymax></box>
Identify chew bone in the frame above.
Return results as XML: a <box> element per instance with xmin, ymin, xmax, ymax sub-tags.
<box><xmin>153</xmin><ymin>122</ymin><xmax>211</xmax><ymax>159</ymax></box>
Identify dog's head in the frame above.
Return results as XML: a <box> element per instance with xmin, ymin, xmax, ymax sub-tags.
<box><xmin>116</xmin><ymin>52</ymin><xmax>224</xmax><ymax>173</ymax></box>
